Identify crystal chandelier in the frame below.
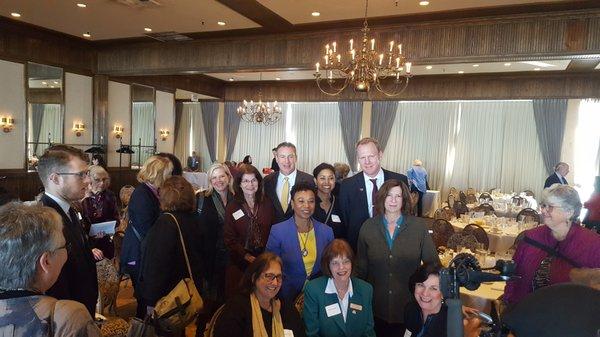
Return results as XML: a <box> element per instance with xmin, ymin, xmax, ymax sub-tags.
<box><xmin>314</xmin><ymin>0</ymin><xmax>412</xmax><ymax>96</ymax></box>
<box><xmin>237</xmin><ymin>73</ymin><xmax>282</xmax><ymax>125</ymax></box>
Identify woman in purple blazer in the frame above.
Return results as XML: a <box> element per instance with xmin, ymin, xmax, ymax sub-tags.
<box><xmin>266</xmin><ymin>182</ymin><xmax>334</xmax><ymax>302</ymax></box>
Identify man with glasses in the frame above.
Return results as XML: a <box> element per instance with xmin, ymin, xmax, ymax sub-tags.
<box><xmin>37</xmin><ymin>144</ymin><xmax>99</xmax><ymax>316</ymax></box>
<box><xmin>263</xmin><ymin>142</ymin><xmax>315</xmax><ymax>223</ymax></box>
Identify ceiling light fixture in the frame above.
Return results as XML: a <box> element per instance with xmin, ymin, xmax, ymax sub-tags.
<box><xmin>472</xmin><ymin>64</ymin><xmax>479</xmax><ymax>67</ymax></box>
<box><xmin>217</xmin><ymin>21</ymin><xmax>226</xmax><ymax>26</ymax></box>
<box><xmin>534</xmin><ymin>68</ymin><xmax>541</xmax><ymax>71</ymax></box>
<box><xmin>82</xmin><ymin>32</ymin><xmax>91</xmax><ymax>38</ymax></box>
<box><xmin>311</xmin><ymin>11</ymin><xmax>320</xmax><ymax>17</ymax></box>
<box><xmin>77</xmin><ymin>3</ymin><xmax>87</xmax><ymax>8</ymax></box>
<box><xmin>10</xmin><ymin>12</ymin><xmax>21</xmax><ymax>17</ymax></box>
<box><xmin>314</xmin><ymin>0</ymin><xmax>412</xmax><ymax>96</ymax></box>
<box><xmin>237</xmin><ymin>73</ymin><xmax>282</xmax><ymax>125</ymax></box>
<box><xmin>458</xmin><ymin>70</ymin><xmax>464</xmax><ymax>74</ymax></box>
<box><xmin>228</xmin><ymin>78</ymin><xmax>234</xmax><ymax>82</ymax></box>
<box><xmin>504</xmin><ymin>63</ymin><xmax>511</xmax><ymax>66</ymax></box>
<box><xmin>41</xmin><ymin>81</ymin><xmax>47</xmax><ymax>85</ymax></box>
<box><xmin>419</xmin><ymin>1</ymin><xmax>430</xmax><ymax>6</ymax></box>
<box><xmin>144</xmin><ymin>27</ymin><xmax>152</xmax><ymax>32</ymax></box>
<box><xmin>275</xmin><ymin>77</ymin><xmax>281</xmax><ymax>81</ymax></box>
<box><xmin>425</xmin><ymin>65</ymin><xmax>432</xmax><ymax>70</ymax></box>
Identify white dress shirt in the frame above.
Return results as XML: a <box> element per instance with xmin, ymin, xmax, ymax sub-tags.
<box><xmin>363</xmin><ymin>169</ymin><xmax>384</xmax><ymax>217</ymax></box>
<box><xmin>324</xmin><ymin>277</ymin><xmax>354</xmax><ymax>322</ymax></box>
<box><xmin>276</xmin><ymin>169</ymin><xmax>298</xmax><ymax>204</ymax></box>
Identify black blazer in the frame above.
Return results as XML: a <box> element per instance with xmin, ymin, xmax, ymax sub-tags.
<box><xmin>338</xmin><ymin>169</ymin><xmax>408</xmax><ymax>250</ymax></box>
<box><xmin>40</xmin><ymin>194</ymin><xmax>98</xmax><ymax>316</ymax></box>
<box><xmin>544</xmin><ymin>172</ymin><xmax>568</xmax><ymax>189</ymax></box>
<box><xmin>139</xmin><ymin>211</ymin><xmax>208</xmax><ymax>306</ymax></box>
<box><xmin>263</xmin><ymin>170</ymin><xmax>315</xmax><ymax>224</ymax></box>
<box><xmin>120</xmin><ymin>183</ymin><xmax>161</xmax><ymax>269</ymax></box>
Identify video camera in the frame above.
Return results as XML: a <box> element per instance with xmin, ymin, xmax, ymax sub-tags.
<box><xmin>440</xmin><ymin>252</ymin><xmax>516</xmax><ymax>337</ymax></box>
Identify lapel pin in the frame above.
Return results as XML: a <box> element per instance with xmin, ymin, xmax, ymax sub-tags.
<box><xmin>352</xmin><ymin>310</ymin><xmax>357</xmax><ymax>314</ymax></box>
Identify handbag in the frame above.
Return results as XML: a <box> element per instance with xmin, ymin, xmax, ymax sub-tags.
<box><xmin>126</xmin><ymin>317</ymin><xmax>157</xmax><ymax>337</ymax></box>
<box><xmin>152</xmin><ymin>212</ymin><xmax>204</xmax><ymax>333</ymax></box>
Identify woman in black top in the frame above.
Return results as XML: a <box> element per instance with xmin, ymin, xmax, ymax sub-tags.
<box><xmin>404</xmin><ymin>263</ymin><xmax>447</xmax><ymax>337</ymax></box>
<box><xmin>214</xmin><ymin>252</ymin><xmax>306</xmax><ymax>337</ymax></box>
<box><xmin>312</xmin><ymin>163</ymin><xmax>345</xmax><ymax>238</ymax></box>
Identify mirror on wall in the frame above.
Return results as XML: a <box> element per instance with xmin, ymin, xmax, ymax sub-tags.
<box><xmin>131</xmin><ymin>84</ymin><xmax>156</xmax><ymax>168</ymax></box>
<box><xmin>26</xmin><ymin>62</ymin><xmax>64</xmax><ymax>170</ymax></box>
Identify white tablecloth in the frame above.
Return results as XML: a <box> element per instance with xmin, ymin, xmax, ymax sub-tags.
<box><xmin>182</xmin><ymin>171</ymin><xmax>209</xmax><ymax>190</ymax></box>
<box><xmin>461</xmin><ymin>282</ymin><xmax>505</xmax><ymax>313</ymax></box>
<box><xmin>451</xmin><ymin>220</ymin><xmax>521</xmax><ymax>253</ymax></box>
<box><xmin>422</xmin><ymin>190</ymin><xmax>441</xmax><ymax>218</ymax></box>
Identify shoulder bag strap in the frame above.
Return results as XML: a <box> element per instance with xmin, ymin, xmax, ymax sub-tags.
<box><xmin>523</xmin><ymin>235</ymin><xmax>581</xmax><ymax>268</ymax></box>
<box><xmin>165</xmin><ymin>213</ymin><xmax>194</xmax><ymax>279</ymax></box>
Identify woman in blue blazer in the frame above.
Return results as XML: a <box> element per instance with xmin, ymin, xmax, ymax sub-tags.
<box><xmin>266</xmin><ymin>182</ymin><xmax>334</xmax><ymax>302</ymax></box>
<box><xmin>303</xmin><ymin>239</ymin><xmax>375</xmax><ymax>337</ymax></box>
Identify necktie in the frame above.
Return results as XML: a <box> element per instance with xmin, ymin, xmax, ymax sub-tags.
<box><xmin>370</xmin><ymin>178</ymin><xmax>378</xmax><ymax>216</ymax></box>
<box><xmin>281</xmin><ymin>177</ymin><xmax>290</xmax><ymax>213</ymax></box>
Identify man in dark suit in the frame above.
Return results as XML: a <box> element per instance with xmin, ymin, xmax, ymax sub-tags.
<box><xmin>339</xmin><ymin>137</ymin><xmax>408</xmax><ymax>250</ymax></box>
<box><xmin>270</xmin><ymin>147</ymin><xmax>280</xmax><ymax>172</ymax></box>
<box><xmin>37</xmin><ymin>145</ymin><xmax>99</xmax><ymax>316</ymax></box>
<box><xmin>187</xmin><ymin>151</ymin><xmax>200</xmax><ymax>171</ymax></box>
<box><xmin>544</xmin><ymin>162</ymin><xmax>569</xmax><ymax>189</ymax></box>
<box><xmin>263</xmin><ymin>142</ymin><xmax>315</xmax><ymax>223</ymax></box>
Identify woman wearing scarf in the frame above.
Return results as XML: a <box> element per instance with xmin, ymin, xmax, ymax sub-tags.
<box><xmin>214</xmin><ymin>252</ymin><xmax>306</xmax><ymax>337</ymax></box>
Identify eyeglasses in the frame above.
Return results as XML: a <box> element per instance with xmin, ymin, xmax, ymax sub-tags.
<box><xmin>56</xmin><ymin>170</ymin><xmax>90</xmax><ymax>179</ymax></box>
<box><xmin>52</xmin><ymin>242</ymin><xmax>71</xmax><ymax>253</ymax></box>
<box><xmin>540</xmin><ymin>203</ymin><xmax>562</xmax><ymax>212</ymax></box>
<box><xmin>241</xmin><ymin>178</ymin><xmax>258</xmax><ymax>185</ymax></box>
<box><xmin>262</xmin><ymin>273</ymin><xmax>284</xmax><ymax>283</ymax></box>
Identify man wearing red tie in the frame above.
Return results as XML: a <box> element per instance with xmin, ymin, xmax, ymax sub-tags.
<box><xmin>544</xmin><ymin>162</ymin><xmax>570</xmax><ymax>189</ymax></box>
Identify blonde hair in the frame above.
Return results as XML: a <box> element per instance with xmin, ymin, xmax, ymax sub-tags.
<box><xmin>89</xmin><ymin>165</ymin><xmax>108</xmax><ymax>178</ymax></box>
<box><xmin>205</xmin><ymin>163</ymin><xmax>234</xmax><ymax>196</ymax></box>
<box><xmin>137</xmin><ymin>155</ymin><xmax>174</xmax><ymax>187</ymax></box>
<box><xmin>356</xmin><ymin>137</ymin><xmax>382</xmax><ymax>152</ymax></box>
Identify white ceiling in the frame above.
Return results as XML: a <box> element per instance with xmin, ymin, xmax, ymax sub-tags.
<box><xmin>1</xmin><ymin>0</ymin><xmax>571</xmax><ymax>40</ymax></box>
<box><xmin>205</xmin><ymin>59</ymin><xmax>572</xmax><ymax>82</ymax></box>
<box><xmin>0</xmin><ymin>0</ymin><xmax>259</xmax><ymax>40</ymax></box>
<box><xmin>257</xmin><ymin>0</ymin><xmax>568</xmax><ymax>25</ymax></box>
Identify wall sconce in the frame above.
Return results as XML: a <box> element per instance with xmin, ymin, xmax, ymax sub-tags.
<box><xmin>0</xmin><ymin>116</ymin><xmax>15</xmax><ymax>133</ymax></box>
<box><xmin>113</xmin><ymin>124</ymin><xmax>124</xmax><ymax>139</ymax></box>
<box><xmin>160</xmin><ymin>129</ymin><xmax>170</xmax><ymax>141</ymax></box>
<box><xmin>72</xmin><ymin>122</ymin><xmax>85</xmax><ymax>137</ymax></box>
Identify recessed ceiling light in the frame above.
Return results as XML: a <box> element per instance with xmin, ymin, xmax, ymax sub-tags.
<box><xmin>458</xmin><ymin>70</ymin><xmax>464</xmax><ymax>74</ymax></box>
<box><xmin>82</xmin><ymin>32</ymin><xmax>91</xmax><ymax>38</ymax></box>
<box><xmin>53</xmin><ymin>81</ymin><xmax>59</xmax><ymax>84</ymax></box>
<box><xmin>10</xmin><ymin>12</ymin><xmax>21</xmax><ymax>18</ymax></box>
<box><xmin>275</xmin><ymin>77</ymin><xmax>281</xmax><ymax>81</ymax></box>
<box><xmin>144</xmin><ymin>27</ymin><xmax>152</xmax><ymax>32</ymax></box>
<box><xmin>49</xmin><ymin>85</ymin><xmax>55</xmax><ymax>88</ymax></box>
<box><xmin>425</xmin><ymin>65</ymin><xmax>432</xmax><ymax>70</ymax></box>
<box><xmin>217</xmin><ymin>21</ymin><xmax>226</xmax><ymax>26</ymax></box>
<box><xmin>472</xmin><ymin>64</ymin><xmax>479</xmax><ymax>67</ymax></box>
<box><xmin>228</xmin><ymin>77</ymin><xmax>234</xmax><ymax>82</ymax></box>
<box><xmin>419</xmin><ymin>1</ymin><xmax>430</xmax><ymax>6</ymax></box>
<box><xmin>76</xmin><ymin>3</ymin><xmax>87</xmax><ymax>8</ymax></box>
<box><xmin>534</xmin><ymin>67</ymin><xmax>541</xmax><ymax>71</ymax></box>
<box><xmin>311</xmin><ymin>11</ymin><xmax>320</xmax><ymax>17</ymax></box>
<box><xmin>504</xmin><ymin>63</ymin><xmax>511</xmax><ymax>66</ymax></box>
<box><xmin>41</xmin><ymin>81</ymin><xmax>47</xmax><ymax>85</ymax></box>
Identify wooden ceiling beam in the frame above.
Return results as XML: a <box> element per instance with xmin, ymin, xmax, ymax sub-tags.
<box><xmin>215</xmin><ymin>0</ymin><xmax>293</xmax><ymax>32</ymax></box>
<box><xmin>110</xmin><ymin>74</ymin><xmax>225</xmax><ymax>99</ymax></box>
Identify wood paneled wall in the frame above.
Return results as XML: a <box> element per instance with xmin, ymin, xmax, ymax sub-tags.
<box><xmin>0</xmin><ymin>167</ymin><xmax>139</xmax><ymax>202</ymax></box>
<box><xmin>96</xmin><ymin>9</ymin><xmax>600</xmax><ymax>75</ymax></box>
<box><xmin>224</xmin><ymin>72</ymin><xmax>600</xmax><ymax>101</ymax></box>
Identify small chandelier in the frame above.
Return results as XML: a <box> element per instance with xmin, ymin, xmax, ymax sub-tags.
<box><xmin>237</xmin><ymin>73</ymin><xmax>282</xmax><ymax>125</ymax></box>
<box><xmin>314</xmin><ymin>0</ymin><xmax>412</xmax><ymax>96</ymax></box>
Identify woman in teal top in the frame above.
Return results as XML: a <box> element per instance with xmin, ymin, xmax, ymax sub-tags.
<box><xmin>303</xmin><ymin>239</ymin><xmax>375</xmax><ymax>337</ymax></box>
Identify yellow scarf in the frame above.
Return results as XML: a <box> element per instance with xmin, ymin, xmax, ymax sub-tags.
<box><xmin>250</xmin><ymin>293</ymin><xmax>284</xmax><ymax>337</ymax></box>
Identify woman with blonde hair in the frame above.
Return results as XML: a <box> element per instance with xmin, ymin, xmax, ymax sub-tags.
<box><xmin>120</xmin><ymin>155</ymin><xmax>174</xmax><ymax>318</ymax></box>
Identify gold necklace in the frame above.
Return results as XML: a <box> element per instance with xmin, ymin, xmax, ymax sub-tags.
<box><xmin>297</xmin><ymin>219</ymin><xmax>313</xmax><ymax>257</ymax></box>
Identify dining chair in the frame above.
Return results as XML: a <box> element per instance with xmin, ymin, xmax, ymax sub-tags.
<box><xmin>431</xmin><ymin>219</ymin><xmax>455</xmax><ymax>248</ymax></box>
<box><xmin>516</xmin><ymin>207</ymin><xmax>540</xmax><ymax>224</ymax></box>
<box><xmin>463</xmin><ymin>223</ymin><xmax>490</xmax><ymax>250</ymax></box>
<box><xmin>474</xmin><ymin>203</ymin><xmax>496</xmax><ymax>216</ymax></box>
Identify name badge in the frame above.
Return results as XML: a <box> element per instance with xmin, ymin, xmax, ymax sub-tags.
<box><xmin>325</xmin><ymin>303</ymin><xmax>342</xmax><ymax>317</ymax></box>
<box><xmin>331</xmin><ymin>214</ymin><xmax>341</xmax><ymax>223</ymax></box>
<box><xmin>349</xmin><ymin>303</ymin><xmax>363</xmax><ymax>311</ymax></box>
<box><xmin>232</xmin><ymin>209</ymin><xmax>244</xmax><ymax>220</ymax></box>
<box><xmin>284</xmin><ymin>329</ymin><xmax>294</xmax><ymax>337</ymax></box>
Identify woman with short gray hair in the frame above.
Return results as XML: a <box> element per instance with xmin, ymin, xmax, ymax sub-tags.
<box><xmin>504</xmin><ymin>184</ymin><xmax>600</xmax><ymax>305</ymax></box>
<box><xmin>0</xmin><ymin>203</ymin><xmax>100</xmax><ymax>336</ymax></box>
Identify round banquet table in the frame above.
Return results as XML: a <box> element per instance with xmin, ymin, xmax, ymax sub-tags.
<box><xmin>460</xmin><ymin>281</ymin><xmax>505</xmax><ymax>313</ymax></box>
<box><xmin>450</xmin><ymin>219</ymin><xmax>522</xmax><ymax>253</ymax></box>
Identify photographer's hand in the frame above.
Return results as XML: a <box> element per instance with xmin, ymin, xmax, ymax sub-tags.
<box><xmin>463</xmin><ymin>317</ymin><xmax>482</xmax><ymax>337</ymax></box>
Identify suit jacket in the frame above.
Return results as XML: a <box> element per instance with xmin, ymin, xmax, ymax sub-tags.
<box><xmin>263</xmin><ymin>170</ymin><xmax>316</xmax><ymax>224</ymax></box>
<box><xmin>544</xmin><ymin>172</ymin><xmax>568</xmax><ymax>189</ymax></box>
<box><xmin>40</xmin><ymin>194</ymin><xmax>98</xmax><ymax>316</ymax></box>
<box><xmin>338</xmin><ymin>169</ymin><xmax>408</xmax><ymax>250</ymax></box>
<box><xmin>120</xmin><ymin>183</ymin><xmax>161</xmax><ymax>269</ymax></box>
<box><xmin>303</xmin><ymin>276</ymin><xmax>375</xmax><ymax>337</ymax></box>
<box><xmin>266</xmin><ymin>217</ymin><xmax>334</xmax><ymax>302</ymax></box>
